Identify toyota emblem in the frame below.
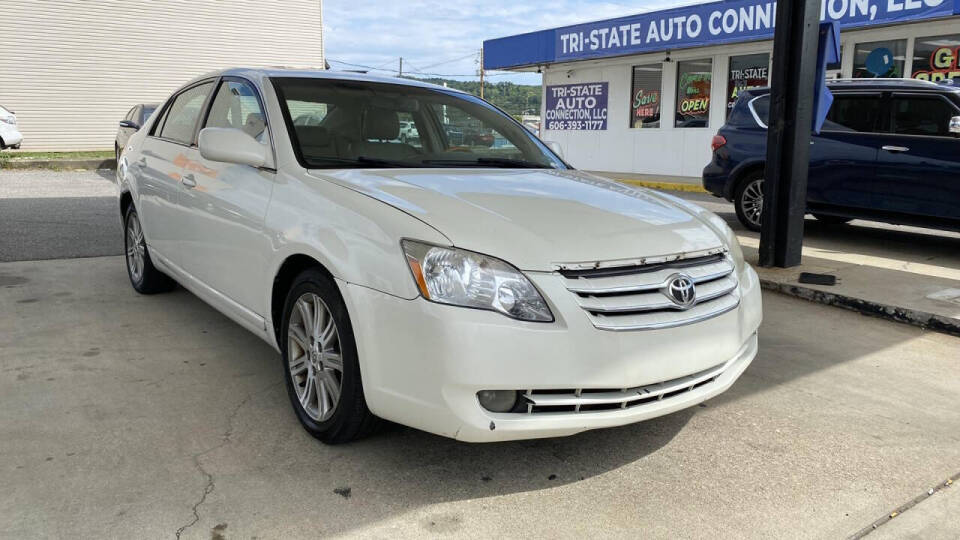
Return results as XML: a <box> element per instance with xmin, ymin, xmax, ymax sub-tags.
<box><xmin>665</xmin><ymin>274</ymin><xmax>696</xmax><ymax>308</ymax></box>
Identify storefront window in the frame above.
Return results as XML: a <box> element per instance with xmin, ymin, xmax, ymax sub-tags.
<box><xmin>912</xmin><ymin>34</ymin><xmax>960</xmax><ymax>82</ymax></box>
<box><xmin>727</xmin><ymin>53</ymin><xmax>769</xmax><ymax>116</ymax></box>
<box><xmin>630</xmin><ymin>64</ymin><xmax>662</xmax><ymax>128</ymax></box>
<box><xmin>675</xmin><ymin>59</ymin><xmax>712</xmax><ymax>128</ymax></box>
<box><xmin>853</xmin><ymin>39</ymin><xmax>906</xmax><ymax>78</ymax></box>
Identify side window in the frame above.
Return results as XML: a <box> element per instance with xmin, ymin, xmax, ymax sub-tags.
<box><xmin>150</xmin><ymin>102</ymin><xmax>172</xmax><ymax>136</ymax></box>
<box><xmin>159</xmin><ymin>82</ymin><xmax>214</xmax><ymax>144</ymax></box>
<box><xmin>141</xmin><ymin>105</ymin><xmax>157</xmax><ymax>126</ymax></box>
<box><xmin>890</xmin><ymin>95</ymin><xmax>956</xmax><ymax>136</ymax></box>
<box><xmin>823</xmin><ymin>95</ymin><xmax>882</xmax><ymax>133</ymax></box>
<box><xmin>746</xmin><ymin>95</ymin><xmax>769</xmax><ymax>127</ymax></box>
<box><xmin>205</xmin><ymin>80</ymin><xmax>268</xmax><ymax>142</ymax></box>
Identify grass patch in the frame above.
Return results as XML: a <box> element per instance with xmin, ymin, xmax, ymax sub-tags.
<box><xmin>0</xmin><ymin>150</ymin><xmax>113</xmax><ymax>162</ymax></box>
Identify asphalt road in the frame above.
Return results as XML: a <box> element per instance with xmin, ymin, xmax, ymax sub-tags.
<box><xmin>1</xmin><ymin>170</ymin><xmax>959</xmax><ymax>538</ymax></box>
<box><xmin>2</xmin><ymin>256</ymin><xmax>959</xmax><ymax>538</ymax></box>
<box><xmin>0</xmin><ymin>169</ymin><xmax>121</xmax><ymax>262</ymax></box>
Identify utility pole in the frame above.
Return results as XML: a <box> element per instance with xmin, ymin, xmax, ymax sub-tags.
<box><xmin>398</xmin><ymin>57</ymin><xmax>403</xmax><ymax>78</ymax></box>
<box><xmin>759</xmin><ymin>0</ymin><xmax>820</xmax><ymax>267</ymax></box>
<box><xmin>479</xmin><ymin>48</ymin><xmax>484</xmax><ymax>99</ymax></box>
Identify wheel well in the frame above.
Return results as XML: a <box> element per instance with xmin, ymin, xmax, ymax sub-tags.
<box><xmin>119</xmin><ymin>191</ymin><xmax>133</xmax><ymax>218</ymax></box>
<box><xmin>271</xmin><ymin>254</ymin><xmax>334</xmax><ymax>341</ymax></box>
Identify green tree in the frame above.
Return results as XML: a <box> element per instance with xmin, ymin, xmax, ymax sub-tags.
<box><xmin>405</xmin><ymin>77</ymin><xmax>541</xmax><ymax>116</ymax></box>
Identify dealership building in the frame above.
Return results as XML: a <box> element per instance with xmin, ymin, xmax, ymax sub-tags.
<box><xmin>484</xmin><ymin>0</ymin><xmax>960</xmax><ymax>180</ymax></box>
<box><xmin>0</xmin><ymin>0</ymin><xmax>324</xmax><ymax>151</ymax></box>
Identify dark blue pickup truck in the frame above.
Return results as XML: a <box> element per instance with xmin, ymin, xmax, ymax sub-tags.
<box><xmin>702</xmin><ymin>79</ymin><xmax>960</xmax><ymax>231</ymax></box>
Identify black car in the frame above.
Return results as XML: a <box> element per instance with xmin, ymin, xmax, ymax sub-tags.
<box><xmin>703</xmin><ymin>79</ymin><xmax>960</xmax><ymax>231</ymax></box>
<box><xmin>115</xmin><ymin>103</ymin><xmax>158</xmax><ymax>163</ymax></box>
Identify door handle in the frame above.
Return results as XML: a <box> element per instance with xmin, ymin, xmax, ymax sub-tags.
<box><xmin>181</xmin><ymin>174</ymin><xmax>197</xmax><ymax>188</ymax></box>
<box><xmin>136</xmin><ymin>157</ymin><xmax>147</xmax><ymax>167</ymax></box>
<box><xmin>881</xmin><ymin>145</ymin><xmax>909</xmax><ymax>153</ymax></box>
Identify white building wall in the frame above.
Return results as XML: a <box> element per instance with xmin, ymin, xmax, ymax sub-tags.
<box><xmin>540</xmin><ymin>18</ymin><xmax>960</xmax><ymax>179</ymax></box>
<box><xmin>0</xmin><ymin>0</ymin><xmax>324</xmax><ymax>151</ymax></box>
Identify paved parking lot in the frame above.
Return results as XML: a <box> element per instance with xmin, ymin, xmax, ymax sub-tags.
<box><xmin>2</xmin><ymin>170</ymin><xmax>959</xmax><ymax>538</ymax></box>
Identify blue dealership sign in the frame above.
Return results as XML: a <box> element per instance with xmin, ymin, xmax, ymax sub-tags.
<box><xmin>544</xmin><ymin>82</ymin><xmax>609</xmax><ymax>130</ymax></box>
<box><xmin>485</xmin><ymin>0</ymin><xmax>957</xmax><ymax>69</ymax></box>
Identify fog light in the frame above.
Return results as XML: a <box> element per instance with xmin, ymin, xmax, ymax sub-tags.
<box><xmin>477</xmin><ymin>390</ymin><xmax>518</xmax><ymax>412</ymax></box>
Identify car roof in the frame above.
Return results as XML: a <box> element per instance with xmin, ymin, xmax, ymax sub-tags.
<box><xmin>741</xmin><ymin>78</ymin><xmax>960</xmax><ymax>98</ymax></box>
<box><xmin>179</xmin><ymin>67</ymin><xmax>468</xmax><ymax>95</ymax></box>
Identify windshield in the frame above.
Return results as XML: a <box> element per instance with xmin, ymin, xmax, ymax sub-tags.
<box><xmin>272</xmin><ymin>77</ymin><xmax>565</xmax><ymax>169</ymax></box>
<box><xmin>142</xmin><ymin>105</ymin><xmax>157</xmax><ymax>123</ymax></box>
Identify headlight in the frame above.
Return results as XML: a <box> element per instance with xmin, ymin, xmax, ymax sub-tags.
<box><xmin>401</xmin><ymin>240</ymin><xmax>554</xmax><ymax>322</ymax></box>
<box><xmin>0</xmin><ymin>116</ymin><xmax>14</xmax><ymax>125</ymax></box>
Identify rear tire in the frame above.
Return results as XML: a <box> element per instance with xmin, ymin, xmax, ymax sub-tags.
<box><xmin>734</xmin><ymin>171</ymin><xmax>765</xmax><ymax>232</ymax></box>
<box><xmin>124</xmin><ymin>205</ymin><xmax>175</xmax><ymax>294</ymax></box>
<box><xmin>280</xmin><ymin>268</ymin><xmax>378</xmax><ymax>444</ymax></box>
<box><xmin>812</xmin><ymin>214</ymin><xmax>852</xmax><ymax>225</ymax></box>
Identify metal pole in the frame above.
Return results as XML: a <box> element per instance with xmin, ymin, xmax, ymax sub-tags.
<box><xmin>399</xmin><ymin>57</ymin><xmax>403</xmax><ymax>77</ymax></box>
<box><xmin>759</xmin><ymin>0</ymin><xmax>821</xmax><ymax>268</ymax></box>
<box><xmin>479</xmin><ymin>48</ymin><xmax>485</xmax><ymax>99</ymax></box>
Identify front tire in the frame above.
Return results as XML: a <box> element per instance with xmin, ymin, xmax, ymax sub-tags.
<box><xmin>280</xmin><ymin>269</ymin><xmax>377</xmax><ymax>444</ymax></box>
<box><xmin>124</xmin><ymin>205</ymin><xmax>175</xmax><ymax>294</ymax></box>
<box><xmin>734</xmin><ymin>172</ymin><xmax>765</xmax><ymax>232</ymax></box>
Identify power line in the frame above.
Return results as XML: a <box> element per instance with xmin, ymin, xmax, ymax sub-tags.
<box><xmin>418</xmin><ymin>52</ymin><xmax>478</xmax><ymax>70</ymax></box>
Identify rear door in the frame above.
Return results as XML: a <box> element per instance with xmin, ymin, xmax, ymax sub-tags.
<box><xmin>873</xmin><ymin>92</ymin><xmax>960</xmax><ymax>221</ymax></box>
<box><xmin>176</xmin><ymin>77</ymin><xmax>276</xmax><ymax>315</ymax></box>
<box><xmin>807</xmin><ymin>92</ymin><xmax>885</xmax><ymax>212</ymax></box>
<box><xmin>135</xmin><ymin>81</ymin><xmax>215</xmax><ymax>264</ymax></box>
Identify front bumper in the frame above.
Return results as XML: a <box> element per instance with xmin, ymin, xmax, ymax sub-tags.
<box><xmin>341</xmin><ymin>265</ymin><xmax>762</xmax><ymax>442</ymax></box>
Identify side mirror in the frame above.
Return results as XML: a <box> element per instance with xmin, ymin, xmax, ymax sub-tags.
<box><xmin>544</xmin><ymin>140</ymin><xmax>564</xmax><ymax>159</ymax></box>
<box><xmin>950</xmin><ymin>116</ymin><xmax>960</xmax><ymax>135</ymax></box>
<box><xmin>119</xmin><ymin>119</ymin><xmax>140</xmax><ymax>130</ymax></box>
<box><xmin>198</xmin><ymin>127</ymin><xmax>266</xmax><ymax>168</ymax></box>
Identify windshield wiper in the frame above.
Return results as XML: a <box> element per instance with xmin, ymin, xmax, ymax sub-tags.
<box><xmin>421</xmin><ymin>157</ymin><xmax>550</xmax><ymax>169</ymax></box>
<box><xmin>304</xmin><ymin>156</ymin><xmax>421</xmax><ymax>169</ymax></box>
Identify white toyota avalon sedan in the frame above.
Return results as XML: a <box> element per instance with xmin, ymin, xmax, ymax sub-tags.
<box><xmin>116</xmin><ymin>68</ymin><xmax>762</xmax><ymax>443</ymax></box>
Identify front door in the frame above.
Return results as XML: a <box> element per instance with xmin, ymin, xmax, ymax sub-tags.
<box><xmin>873</xmin><ymin>92</ymin><xmax>960</xmax><ymax>221</ymax></box>
<box><xmin>807</xmin><ymin>92</ymin><xmax>884</xmax><ymax>213</ymax></box>
<box><xmin>177</xmin><ymin>77</ymin><xmax>275</xmax><ymax>316</ymax></box>
<box><xmin>135</xmin><ymin>81</ymin><xmax>216</xmax><ymax>264</ymax></box>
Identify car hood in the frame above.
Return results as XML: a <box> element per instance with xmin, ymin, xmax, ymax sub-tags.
<box><xmin>309</xmin><ymin>168</ymin><xmax>725</xmax><ymax>271</ymax></box>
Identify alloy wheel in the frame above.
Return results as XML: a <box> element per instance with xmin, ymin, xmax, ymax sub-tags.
<box><xmin>125</xmin><ymin>213</ymin><xmax>146</xmax><ymax>283</ymax></box>
<box><xmin>287</xmin><ymin>293</ymin><xmax>343</xmax><ymax>422</ymax></box>
<box><xmin>741</xmin><ymin>178</ymin><xmax>764</xmax><ymax>229</ymax></box>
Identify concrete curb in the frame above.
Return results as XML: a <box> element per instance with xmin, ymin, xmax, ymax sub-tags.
<box><xmin>760</xmin><ymin>279</ymin><xmax>960</xmax><ymax>338</ymax></box>
<box><xmin>615</xmin><ymin>179</ymin><xmax>708</xmax><ymax>193</ymax></box>
<box><xmin>0</xmin><ymin>158</ymin><xmax>115</xmax><ymax>170</ymax></box>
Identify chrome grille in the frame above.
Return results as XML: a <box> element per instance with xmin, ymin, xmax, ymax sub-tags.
<box><xmin>561</xmin><ymin>251</ymin><xmax>740</xmax><ymax>331</ymax></box>
<box><xmin>521</xmin><ymin>360</ymin><xmax>728</xmax><ymax>414</ymax></box>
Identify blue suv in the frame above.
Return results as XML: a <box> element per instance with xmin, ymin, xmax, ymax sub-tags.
<box><xmin>703</xmin><ymin>79</ymin><xmax>960</xmax><ymax>231</ymax></box>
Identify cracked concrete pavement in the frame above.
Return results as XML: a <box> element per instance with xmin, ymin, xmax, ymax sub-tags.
<box><xmin>2</xmin><ymin>256</ymin><xmax>960</xmax><ymax>538</ymax></box>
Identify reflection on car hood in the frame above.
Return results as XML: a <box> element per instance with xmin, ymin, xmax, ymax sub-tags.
<box><xmin>308</xmin><ymin>168</ymin><xmax>724</xmax><ymax>271</ymax></box>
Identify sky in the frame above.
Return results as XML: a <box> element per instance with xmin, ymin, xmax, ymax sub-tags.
<box><xmin>323</xmin><ymin>0</ymin><xmax>693</xmax><ymax>85</ymax></box>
